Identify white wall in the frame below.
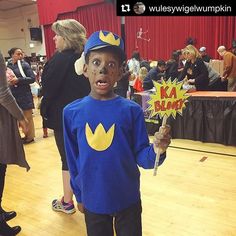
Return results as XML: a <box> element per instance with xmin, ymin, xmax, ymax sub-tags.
<box><xmin>0</xmin><ymin>4</ymin><xmax>46</xmax><ymax>58</ymax></box>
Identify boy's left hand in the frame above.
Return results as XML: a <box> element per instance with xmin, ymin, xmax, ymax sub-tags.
<box><xmin>153</xmin><ymin>125</ymin><xmax>171</xmax><ymax>154</ymax></box>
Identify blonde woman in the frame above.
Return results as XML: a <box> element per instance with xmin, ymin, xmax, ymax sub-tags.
<box><xmin>179</xmin><ymin>44</ymin><xmax>209</xmax><ymax>91</ymax></box>
<box><xmin>40</xmin><ymin>19</ymin><xmax>90</xmax><ymax>214</ymax></box>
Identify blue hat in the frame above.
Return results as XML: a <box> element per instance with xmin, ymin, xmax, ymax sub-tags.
<box><xmin>84</xmin><ymin>30</ymin><xmax>125</xmax><ymax>61</ymax></box>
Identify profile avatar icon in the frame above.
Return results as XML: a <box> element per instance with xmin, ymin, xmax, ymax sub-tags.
<box><xmin>133</xmin><ymin>2</ymin><xmax>146</xmax><ymax>15</ymax></box>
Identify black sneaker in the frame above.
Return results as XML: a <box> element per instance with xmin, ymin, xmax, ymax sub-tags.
<box><xmin>1</xmin><ymin>211</ymin><xmax>16</xmax><ymax>221</ymax></box>
<box><xmin>23</xmin><ymin>138</ymin><xmax>34</xmax><ymax>144</ymax></box>
<box><xmin>0</xmin><ymin>221</ymin><xmax>21</xmax><ymax>236</ymax></box>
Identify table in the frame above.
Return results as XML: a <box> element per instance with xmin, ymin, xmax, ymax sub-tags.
<box><xmin>133</xmin><ymin>91</ymin><xmax>236</xmax><ymax>146</ymax></box>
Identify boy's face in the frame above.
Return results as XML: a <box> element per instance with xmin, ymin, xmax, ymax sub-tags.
<box><xmin>83</xmin><ymin>50</ymin><xmax>123</xmax><ymax>100</ymax></box>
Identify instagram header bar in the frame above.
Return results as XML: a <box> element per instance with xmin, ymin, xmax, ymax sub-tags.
<box><xmin>117</xmin><ymin>1</ymin><xmax>234</xmax><ymax>16</ymax></box>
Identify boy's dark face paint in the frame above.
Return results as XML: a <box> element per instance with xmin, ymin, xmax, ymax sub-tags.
<box><xmin>83</xmin><ymin>50</ymin><xmax>123</xmax><ymax>100</ymax></box>
<box><xmin>100</xmin><ymin>66</ymin><xmax>108</xmax><ymax>74</ymax></box>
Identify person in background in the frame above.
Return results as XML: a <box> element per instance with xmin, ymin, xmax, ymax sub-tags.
<box><xmin>63</xmin><ymin>30</ymin><xmax>171</xmax><ymax>236</ymax></box>
<box><xmin>140</xmin><ymin>60</ymin><xmax>150</xmax><ymax>71</ymax></box>
<box><xmin>133</xmin><ymin>66</ymin><xmax>148</xmax><ymax>92</ymax></box>
<box><xmin>114</xmin><ymin>62</ymin><xmax>130</xmax><ymax>98</ymax></box>
<box><xmin>199</xmin><ymin>46</ymin><xmax>211</xmax><ymax>62</ymax></box>
<box><xmin>40</xmin><ymin>19</ymin><xmax>90</xmax><ymax>214</ymax></box>
<box><xmin>7</xmin><ymin>47</ymin><xmax>36</xmax><ymax>144</ymax></box>
<box><xmin>177</xmin><ymin>49</ymin><xmax>186</xmax><ymax>74</ymax></box>
<box><xmin>127</xmin><ymin>50</ymin><xmax>141</xmax><ymax>77</ymax></box>
<box><xmin>179</xmin><ymin>45</ymin><xmax>209</xmax><ymax>91</ymax></box>
<box><xmin>165</xmin><ymin>50</ymin><xmax>182</xmax><ymax>81</ymax></box>
<box><xmin>231</xmin><ymin>39</ymin><xmax>236</xmax><ymax>56</ymax></box>
<box><xmin>127</xmin><ymin>51</ymin><xmax>141</xmax><ymax>96</ymax></box>
<box><xmin>143</xmin><ymin>60</ymin><xmax>166</xmax><ymax>90</ymax></box>
<box><xmin>36</xmin><ymin>65</ymin><xmax>48</xmax><ymax>138</ymax></box>
<box><xmin>0</xmin><ymin>51</ymin><xmax>30</xmax><ymax>236</ymax></box>
<box><xmin>217</xmin><ymin>45</ymin><xmax>236</xmax><ymax>91</ymax></box>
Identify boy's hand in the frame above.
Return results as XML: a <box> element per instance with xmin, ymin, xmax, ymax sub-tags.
<box><xmin>77</xmin><ymin>203</ymin><xmax>85</xmax><ymax>214</ymax></box>
<box><xmin>153</xmin><ymin>125</ymin><xmax>171</xmax><ymax>154</ymax></box>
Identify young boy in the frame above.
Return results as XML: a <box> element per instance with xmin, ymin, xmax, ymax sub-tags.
<box><xmin>63</xmin><ymin>30</ymin><xmax>171</xmax><ymax>236</ymax></box>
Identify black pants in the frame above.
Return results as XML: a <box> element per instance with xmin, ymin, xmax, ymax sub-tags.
<box><xmin>0</xmin><ymin>164</ymin><xmax>7</xmax><ymax>210</ymax></box>
<box><xmin>84</xmin><ymin>201</ymin><xmax>142</xmax><ymax>236</ymax></box>
<box><xmin>54</xmin><ymin>130</ymin><xmax>68</xmax><ymax>171</ymax></box>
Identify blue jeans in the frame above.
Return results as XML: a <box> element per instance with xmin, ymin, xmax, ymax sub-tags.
<box><xmin>84</xmin><ymin>200</ymin><xmax>142</xmax><ymax>236</ymax></box>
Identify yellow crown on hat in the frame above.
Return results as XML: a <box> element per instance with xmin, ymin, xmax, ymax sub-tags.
<box><xmin>99</xmin><ymin>31</ymin><xmax>120</xmax><ymax>46</ymax></box>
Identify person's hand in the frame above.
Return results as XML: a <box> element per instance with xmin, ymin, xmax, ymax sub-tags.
<box><xmin>183</xmin><ymin>76</ymin><xmax>188</xmax><ymax>84</ymax></box>
<box><xmin>187</xmin><ymin>68</ymin><xmax>193</xmax><ymax>75</ymax></box>
<box><xmin>153</xmin><ymin>125</ymin><xmax>171</xmax><ymax>154</ymax></box>
<box><xmin>188</xmin><ymin>79</ymin><xmax>195</xmax><ymax>84</ymax></box>
<box><xmin>221</xmin><ymin>76</ymin><xmax>226</xmax><ymax>82</ymax></box>
<box><xmin>19</xmin><ymin>118</ymin><xmax>28</xmax><ymax>135</ymax></box>
<box><xmin>77</xmin><ymin>203</ymin><xmax>84</xmax><ymax>214</ymax></box>
<box><xmin>8</xmin><ymin>76</ymin><xmax>18</xmax><ymax>85</ymax></box>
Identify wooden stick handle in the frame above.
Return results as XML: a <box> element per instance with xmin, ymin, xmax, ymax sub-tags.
<box><xmin>153</xmin><ymin>115</ymin><xmax>167</xmax><ymax>176</ymax></box>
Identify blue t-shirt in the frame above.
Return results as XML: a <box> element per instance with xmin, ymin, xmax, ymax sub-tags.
<box><xmin>63</xmin><ymin>95</ymin><xmax>166</xmax><ymax>214</ymax></box>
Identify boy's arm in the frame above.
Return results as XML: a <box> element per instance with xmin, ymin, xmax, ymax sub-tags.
<box><xmin>133</xmin><ymin>109</ymin><xmax>170</xmax><ymax>168</ymax></box>
<box><xmin>63</xmin><ymin>107</ymin><xmax>82</xmax><ymax>203</ymax></box>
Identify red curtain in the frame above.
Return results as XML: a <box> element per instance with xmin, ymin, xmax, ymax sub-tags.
<box><xmin>43</xmin><ymin>3</ymin><xmax>120</xmax><ymax>59</ymax></box>
<box><xmin>125</xmin><ymin>16</ymin><xmax>236</xmax><ymax>61</ymax></box>
<box><xmin>37</xmin><ymin>0</ymin><xmax>104</xmax><ymax>25</ymax></box>
<box><xmin>43</xmin><ymin>25</ymin><xmax>55</xmax><ymax>59</ymax></box>
<box><xmin>58</xmin><ymin>3</ymin><xmax>120</xmax><ymax>37</ymax></box>
<box><xmin>41</xmin><ymin>2</ymin><xmax>236</xmax><ymax>61</ymax></box>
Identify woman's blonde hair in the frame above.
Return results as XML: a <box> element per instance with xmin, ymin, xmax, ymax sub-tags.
<box><xmin>52</xmin><ymin>19</ymin><xmax>86</xmax><ymax>53</ymax></box>
<box><xmin>139</xmin><ymin>66</ymin><xmax>148</xmax><ymax>80</ymax></box>
<box><xmin>183</xmin><ymin>44</ymin><xmax>201</xmax><ymax>59</ymax></box>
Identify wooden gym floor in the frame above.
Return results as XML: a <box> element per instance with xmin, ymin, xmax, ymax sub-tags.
<box><xmin>3</xmin><ymin>108</ymin><xmax>236</xmax><ymax>236</ymax></box>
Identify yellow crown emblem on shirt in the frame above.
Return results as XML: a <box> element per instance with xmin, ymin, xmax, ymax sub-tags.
<box><xmin>85</xmin><ymin>123</ymin><xmax>115</xmax><ymax>151</ymax></box>
<box><xmin>99</xmin><ymin>31</ymin><xmax>120</xmax><ymax>46</ymax></box>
